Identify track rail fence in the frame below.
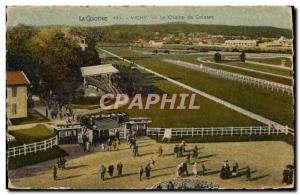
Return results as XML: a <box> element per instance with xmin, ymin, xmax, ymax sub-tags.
<box><xmin>147</xmin><ymin>126</ymin><xmax>293</xmax><ymax>137</ymax></box>
<box><xmin>7</xmin><ymin>136</ymin><xmax>58</xmax><ymax>158</ymax></box>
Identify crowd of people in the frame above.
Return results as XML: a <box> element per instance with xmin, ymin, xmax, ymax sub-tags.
<box><xmin>45</xmin><ymin>100</ymin><xmax>80</xmax><ymax>123</ymax></box>
<box><xmin>282</xmin><ymin>165</ymin><xmax>294</xmax><ymax>185</ymax></box>
<box><xmin>99</xmin><ymin>162</ymin><xmax>124</xmax><ymax>181</ymax></box>
<box><xmin>53</xmin><ymin>157</ymin><xmax>67</xmax><ymax>181</ymax></box>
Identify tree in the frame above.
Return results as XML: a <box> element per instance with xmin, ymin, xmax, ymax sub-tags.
<box><xmin>214</xmin><ymin>52</ymin><xmax>222</xmax><ymax>63</ymax></box>
<box><xmin>240</xmin><ymin>52</ymin><xmax>246</xmax><ymax>62</ymax></box>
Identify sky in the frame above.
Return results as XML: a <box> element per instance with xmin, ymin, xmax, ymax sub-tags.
<box><xmin>6</xmin><ymin>6</ymin><xmax>293</xmax><ymax>29</ymax></box>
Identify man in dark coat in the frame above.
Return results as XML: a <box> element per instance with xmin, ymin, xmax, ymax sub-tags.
<box><xmin>145</xmin><ymin>164</ymin><xmax>151</xmax><ymax>179</ymax></box>
<box><xmin>53</xmin><ymin>165</ymin><xmax>58</xmax><ymax>181</ymax></box>
<box><xmin>182</xmin><ymin>162</ymin><xmax>189</xmax><ymax>176</ymax></box>
<box><xmin>99</xmin><ymin>165</ymin><xmax>106</xmax><ymax>181</ymax></box>
<box><xmin>117</xmin><ymin>162</ymin><xmax>123</xmax><ymax>177</ymax></box>
<box><xmin>108</xmin><ymin>165</ymin><xmax>114</xmax><ymax>177</ymax></box>
<box><xmin>246</xmin><ymin>166</ymin><xmax>251</xmax><ymax>181</ymax></box>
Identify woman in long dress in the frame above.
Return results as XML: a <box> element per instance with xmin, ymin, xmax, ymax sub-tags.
<box><xmin>193</xmin><ymin>162</ymin><xmax>198</xmax><ymax>176</ymax></box>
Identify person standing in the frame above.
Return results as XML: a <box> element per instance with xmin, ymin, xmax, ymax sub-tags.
<box><xmin>117</xmin><ymin>162</ymin><xmax>123</xmax><ymax>177</ymax></box>
<box><xmin>202</xmin><ymin>164</ymin><xmax>207</xmax><ymax>176</ymax></box>
<box><xmin>167</xmin><ymin>181</ymin><xmax>175</xmax><ymax>189</ymax></box>
<box><xmin>53</xmin><ymin>165</ymin><xmax>58</xmax><ymax>181</ymax></box>
<box><xmin>100</xmin><ymin>165</ymin><xmax>106</xmax><ymax>181</ymax></box>
<box><xmin>108</xmin><ymin>165</ymin><xmax>114</xmax><ymax>178</ymax></box>
<box><xmin>139</xmin><ymin>166</ymin><xmax>144</xmax><ymax>181</ymax></box>
<box><xmin>192</xmin><ymin>162</ymin><xmax>198</xmax><ymax>176</ymax></box>
<box><xmin>187</xmin><ymin>152</ymin><xmax>191</xmax><ymax>164</ymax></box>
<box><xmin>134</xmin><ymin>144</ymin><xmax>139</xmax><ymax>157</ymax></box>
<box><xmin>145</xmin><ymin>164</ymin><xmax>151</xmax><ymax>179</ymax></box>
<box><xmin>193</xmin><ymin>146</ymin><xmax>199</xmax><ymax>160</ymax></box>
<box><xmin>158</xmin><ymin>145</ymin><xmax>163</xmax><ymax>157</ymax></box>
<box><xmin>182</xmin><ymin>162</ymin><xmax>189</xmax><ymax>176</ymax></box>
<box><xmin>246</xmin><ymin>166</ymin><xmax>251</xmax><ymax>181</ymax></box>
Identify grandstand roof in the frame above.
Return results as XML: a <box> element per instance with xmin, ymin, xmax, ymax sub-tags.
<box><xmin>80</xmin><ymin>64</ymin><xmax>119</xmax><ymax>77</ymax></box>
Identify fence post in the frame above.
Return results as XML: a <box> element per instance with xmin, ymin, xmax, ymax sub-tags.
<box><xmin>192</xmin><ymin>128</ymin><xmax>194</xmax><ymax>137</ymax></box>
<box><xmin>201</xmin><ymin>128</ymin><xmax>203</xmax><ymax>137</ymax></box>
<box><xmin>231</xmin><ymin>127</ymin><xmax>233</xmax><ymax>136</ymax></box>
<box><xmin>44</xmin><ymin>140</ymin><xmax>47</xmax><ymax>151</ymax></box>
<box><xmin>181</xmin><ymin>129</ymin><xmax>183</xmax><ymax>138</ymax></box>
<box><xmin>23</xmin><ymin>144</ymin><xmax>26</xmax><ymax>156</ymax></box>
<box><xmin>56</xmin><ymin>135</ymin><xmax>58</xmax><ymax>145</ymax></box>
<box><xmin>260</xmin><ymin>127</ymin><xmax>262</xmax><ymax>135</ymax></box>
<box><xmin>211</xmin><ymin>128</ymin><xmax>213</xmax><ymax>136</ymax></box>
<box><xmin>35</xmin><ymin>143</ymin><xmax>37</xmax><ymax>153</ymax></box>
<box><xmin>13</xmin><ymin>147</ymin><xmax>16</xmax><ymax>157</ymax></box>
<box><xmin>250</xmin><ymin>126</ymin><xmax>252</xmax><ymax>136</ymax></box>
<box><xmin>268</xmin><ymin>126</ymin><xmax>271</xmax><ymax>135</ymax></box>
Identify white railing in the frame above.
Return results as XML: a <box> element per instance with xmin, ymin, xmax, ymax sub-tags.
<box><xmin>164</xmin><ymin>59</ymin><xmax>293</xmax><ymax>95</ymax></box>
<box><xmin>146</xmin><ymin>126</ymin><xmax>292</xmax><ymax>137</ymax></box>
<box><xmin>7</xmin><ymin>136</ymin><xmax>58</xmax><ymax>158</ymax></box>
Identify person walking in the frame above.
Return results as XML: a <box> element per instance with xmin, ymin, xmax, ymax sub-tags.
<box><xmin>100</xmin><ymin>165</ymin><xmax>106</xmax><ymax>181</ymax></box>
<box><xmin>139</xmin><ymin>166</ymin><xmax>144</xmax><ymax>181</ymax></box>
<box><xmin>117</xmin><ymin>162</ymin><xmax>123</xmax><ymax>177</ymax></box>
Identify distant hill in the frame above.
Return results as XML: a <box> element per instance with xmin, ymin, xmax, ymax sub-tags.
<box><xmin>106</xmin><ymin>23</ymin><xmax>292</xmax><ymax>37</ymax></box>
<box><xmin>75</xmin><ymin>23</ymin><xmax>292</xmax><ymax>43</ymax></box>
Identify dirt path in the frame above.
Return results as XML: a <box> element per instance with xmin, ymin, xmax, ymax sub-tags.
<box><xmin>8</xmin><ymin>138</ymin><xmax>294</xmax><ymax>189</ymax></box>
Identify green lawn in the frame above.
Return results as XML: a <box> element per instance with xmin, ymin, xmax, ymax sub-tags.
<box><xmin>9</xmin><ymin>124</ymin><xmax>54</xmax><ymax>144</ymax></box>
<box><xmin>102</xmin><ymin>47</ymin><xmax>294</xmax><ymax>127</ymax></box>
<box><xmin>118</xmin><ymin>78</ymin><xmax>262</xmax><ymax>127</ymax></box>
<box><xmin>165</xmin><ymin>54</ymin><xmax>293</xmax><ymax>85</ymax></box>
<box><xmin>249</xmin><ymin>57</ymin><xmax>292</xmax><ymax>67</ymax></box>
<box><xmin>10</xmin><ymin>110</ymin><xmax>49</xmax><ymax>125</ymax></box>
<box><xmin>225</xmin><ymin>61</ymin><xmax>293</xmax><ymax>77</ymax></box>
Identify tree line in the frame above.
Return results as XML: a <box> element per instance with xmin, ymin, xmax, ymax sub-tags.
<box><xmin>7</xmin><ymin>25</ymin><xmax>100</xmax><ymax>102</ymax></box>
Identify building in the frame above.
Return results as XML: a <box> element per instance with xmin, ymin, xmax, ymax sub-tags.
<box><xmin>6</xmin><ymin>71</ymin><xmax>30</xmax><ymax>119</ymax></box>
<box><xmin>224</xmin><ymin>39</ymin><xmax>257</xmax><ymax>47</ymax></box>
<box><xmin>149</xmin><ymin>40</ymin><xmax>164</xmax><ymax>48</ymax></box>
<box><xmin>259</xmin><ymin>36</ymin><xmax>293</xmax><ymax>48</ymax></box>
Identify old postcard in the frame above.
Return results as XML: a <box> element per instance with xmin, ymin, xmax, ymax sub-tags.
<box><xmin>6</xmin><ymin>6</ymin><xmax>295</xmax><ymax>190</ymax></box>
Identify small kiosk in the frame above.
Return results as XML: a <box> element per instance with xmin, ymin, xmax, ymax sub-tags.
<box><xmin>124</xmin><ymin>117</ymin><xmax>152</xmax><ymax>138</ymax></box>
<box><xmin>53</xmin><ymin>124</ymin><xmax>87</xmax><ymax>144</ymax></box>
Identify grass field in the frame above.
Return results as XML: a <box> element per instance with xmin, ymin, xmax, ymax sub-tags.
<box><xmin>10</xmin><ymin>110</ymin><xmax>49</xmax><ymax>125</ymax></box>
<box><xmin>249</xmin><ymin>58</ymin><xmax>292</xmax><ymax>67</ymax></box>
<box><xmin>8</xmin><ymin>138</ymin><xmax>294</xmax><ymax>189</ymax></box>
<box><xmin>102</xmin><ymin>47</ymin><xmax>294</xmax><ymax>127</ymax></box>
<box><xmin>165</xmin><ymin>54</ymin><xmax>293</xmax><ymax>85</ymax></box>
<box><xmin>9</xmin><ymin>124</ymin><xmax>54</xmax><ymax>144</ymax></box>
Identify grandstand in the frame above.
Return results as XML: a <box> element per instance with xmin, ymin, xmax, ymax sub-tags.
<box><xmin>80</xmin><ymin>64</ymin><xmax>120</xmax><ymax>96</ymax></box>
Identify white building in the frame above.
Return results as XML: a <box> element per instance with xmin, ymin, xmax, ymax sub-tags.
<box><xmin>149</xmin><ymin>40</ymin><xmax>163</xmax><ymax>48</ymax></box>
<box><xmin>224</xmin><ymin>40</ymin><xmax>257</xmax><ymax>47</ymax></box>
<box><xmin>259</xmin><ymin>36</ymin><xmax>293</xmax><ymax>48</ymax></box>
